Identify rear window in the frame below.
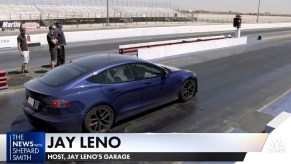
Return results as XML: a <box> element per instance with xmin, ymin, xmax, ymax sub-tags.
<box><xmin>39</xmin><ymin>63</ymin><xmax>88</xmax><ymax>87</ymax></box>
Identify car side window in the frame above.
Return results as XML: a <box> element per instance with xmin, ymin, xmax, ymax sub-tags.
<box><xmin>87</xmin><ymin>71</ymin><xmax>107</xmax><ymax>84</ymax></box>
<box><xmin>87</xmin><ymin>65</ymin><xmax>134</xmax><ymax>84</ymax></box>
<box><xmin>109</xmin><ymin>65</ymin><xmax>134</xmax><ymax>83</ymax></box>
<box><xmin>132</xmin><ymin>64</ymin><xmax>163</xmax><ymax>79</ymax></box>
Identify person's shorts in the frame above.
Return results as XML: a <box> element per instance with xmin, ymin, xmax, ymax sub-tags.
<box><xmin>22</xmin><ymin>51</ymin><xmax>29</xmax><ymax>64</ymax></box>
<box><xmin>50</xmin><ymin>49</ymin><xmax>57</xmax><ymax>62</ymax></box>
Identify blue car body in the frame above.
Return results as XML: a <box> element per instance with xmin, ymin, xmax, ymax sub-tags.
<box><xmin>23</xmin><ymin>54</ymin><xmax>197</xmax><ymax>132</ymax></box>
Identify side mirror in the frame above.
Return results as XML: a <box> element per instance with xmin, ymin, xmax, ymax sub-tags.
<box><xmin>161</xmin><ymin>70</ymin><xmax>169</xmax><ymax>78</ymax></box>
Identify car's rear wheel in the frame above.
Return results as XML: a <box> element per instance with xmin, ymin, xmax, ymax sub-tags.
<box><xmin>179</xmin><ymin>79</ymin><xmax>196</xmax><ymax>102</ymax></box>
<box><xmin>84</xmin><ymin>105</ymin><xmax>114</xmax><ymax>133</ymax></box>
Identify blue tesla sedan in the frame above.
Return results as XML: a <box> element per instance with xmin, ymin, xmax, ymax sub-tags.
<box><xmin>23</xmin><ymin>54</ymin><xmax>197</xmax><ymax>132</ymax></box>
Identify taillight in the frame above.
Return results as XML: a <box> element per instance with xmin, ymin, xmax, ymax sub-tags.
<box><xmin>45</xmin><ymin>99</ymin><xmax>72</xmax><ymax>108</ymax></box>
<box><xmin>65</xmin><ymin>101</ymin><xmax>72</xmax><ymax>107</ymax></box>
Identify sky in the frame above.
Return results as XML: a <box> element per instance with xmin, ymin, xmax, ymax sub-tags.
<box><xmin>170</xmin><ymin>0</ymin><xmax>291</xmax><ymax>14</ymax></box>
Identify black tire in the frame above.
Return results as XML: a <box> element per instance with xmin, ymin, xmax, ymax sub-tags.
<box><xmin>84</xmin><ymin>105</ymin><xmax>114</xmax><ymax>133</ymax></box>
<box><xmin>179</xmin><ymin>79</ymin><xmax>196</xmax><ymax>102</ymax></box>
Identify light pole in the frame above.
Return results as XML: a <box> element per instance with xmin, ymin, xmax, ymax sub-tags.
<box><xmin>106</xmin><ymin>0</ymin><xmax>110</xmax><ymax>26</ymax></box>
<box><xmin>256</xmin><ymin>0</ymin><xmax>261</xmax><ymax>22</ymax></box>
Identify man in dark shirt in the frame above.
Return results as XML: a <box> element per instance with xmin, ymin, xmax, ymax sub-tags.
<box><xmin>53</xmin><ymin>21</ymin><xmax>66</xmax><ymax>66</ymax></box>
<box><xmin>17</xmin><ymin>27</ymin><xmax>30</xmax><ymax>74</ymax></box>
<box><xmin>47</xmin><ymin>25</ymin><xmax>58</xmax><ymax>69</ymax></box>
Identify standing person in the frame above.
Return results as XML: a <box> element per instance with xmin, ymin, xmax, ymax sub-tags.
<box><xmin>47</xmin><ymin>25</ymin><xmax>59</xmax><ymax>69</ymax></box>
<box><xmin>53</xmin><ymin>20</ymin><xmax>66</xmax><ymax>66</ymax></box>
<box><xmin>17</xmin><ymin>27</ymin><xmax>30</xmax><ymax>74</ymax></box>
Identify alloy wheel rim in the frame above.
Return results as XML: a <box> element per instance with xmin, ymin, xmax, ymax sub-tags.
<box><xmin>88</xmin><ymin>108</ymin><xmax>112</xmax><ymax>132</ymax></box>
<box><xmin>182</xmin><ymin>80</ymin><xmax>195</xmax><ymax>98</ymax></box>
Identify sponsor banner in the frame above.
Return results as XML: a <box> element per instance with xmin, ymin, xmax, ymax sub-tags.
<box><xmin>3</xmin><ymin>133</ymin><xmax>268</xmax><ymax>163</ymax></box>
<box><xmin>22</xmin><ymin>22</ymin><xmax>40</xmax><ymax>29</ymax></box>
<box><xmin>0</xmin><ymin>21</ymin><xmax>40</xmax><ymax>30</ymax></box>
<box><xmin>1</xmin><ymin>21</ymin><xmax>21</xmax><ymax>29</ymax></box>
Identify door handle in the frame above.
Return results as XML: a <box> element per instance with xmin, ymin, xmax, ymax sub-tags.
<box><xmin>145</xmin><ymin>82</ymin><xmax>152</xmax><ymax>85</ymax></box>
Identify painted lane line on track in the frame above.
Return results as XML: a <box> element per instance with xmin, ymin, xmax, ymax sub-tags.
<box><xmin>257</xmin><ymin>88</ymin><xmax>291</xmax><ymax>113</ymax></box>
<box><xmin>263</xmin><ymin>34</ymin><xmax>291</xmax><ymax>41</ymax></box>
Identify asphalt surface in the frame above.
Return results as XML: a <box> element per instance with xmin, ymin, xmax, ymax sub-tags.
<box><xmin>1</xmin><ymin>28</ymin><xmax>291</xmax><ymax>134</ymax></box>
<box><xmin>2</xmin><ymin>27</ymin><xmax>291</xmax><ymax>70</ymax></box>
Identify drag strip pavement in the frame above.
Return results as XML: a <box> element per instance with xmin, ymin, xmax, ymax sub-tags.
<box><xmin>111</xmin><ymin>39</ymin><xmax>291</xmax><ymax>133</ymax></box>
<box><xmin>2</xmin><ymin>27</ymin><xmax>291</xmax><ymax>70</ymax></box>
<box><xmin>1</xmin><ymin>39</ymin><xmax>290</xmax><ymax>133</ymax></box>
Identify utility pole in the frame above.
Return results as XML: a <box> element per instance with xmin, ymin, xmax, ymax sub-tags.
<box><xmin>106</xmin><ymin>0</ymin><xmax>110</xmax><ymax>26</ymax></box>
<box><xmin>256</xmin><ymin>0</ymin><xmax>261</xmax><ymax>22</ymax></box>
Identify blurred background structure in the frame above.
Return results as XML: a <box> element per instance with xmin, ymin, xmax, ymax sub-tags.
<box><xmin>1</xmin><ymin>0</ymin><xmax>291</xmax><ymax>30</ymax></box>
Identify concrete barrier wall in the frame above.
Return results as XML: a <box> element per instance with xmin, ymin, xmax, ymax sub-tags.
<box><xmin>1</xmin><ymin>22</ymin><xmax>291</xmax><ymax>49</ymax></box>
<box><xmin>138</xmin><ymin>37</ymin><xmax>248</xmax><ymax>60</ymax></box>
<box><xmin>0</xmin><ymin>36</ymin><xmax>17</xmax><ymax>48</ymax></box>
<box><xmin>119</xmin><ymin>35</ymin><xmax>225</xmax><ymax>49</ymax></box>
<box><xmin>242</xmin><ymin>23</ymin><xmax>291</xmax><ymax>30</ymax></box>
<box><xmin>0</xmin><ymin>34</ymin><xmax>43</xmax><ymax>48</ymax></box>
<box><xmin>30</xmin><ymin>34</ymin><xmax>46</xmax><ymax>45</ymax></box>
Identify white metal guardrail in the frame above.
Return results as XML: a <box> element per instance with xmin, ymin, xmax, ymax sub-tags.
<box><xmin>137</xmin><ymin>37</ymin><xmax>247</xmax><ymax>60</ymax></box>
<box><xmin>119</xmin><ymin>35</ymin><xmax>226</xmax><ymax>54</ymax></box>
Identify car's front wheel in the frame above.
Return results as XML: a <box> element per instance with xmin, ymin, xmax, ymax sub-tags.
<box><xmin>84</xmin><ymin>105</ymin><xmax>114</xmax><ymax>133</ymax></box>
<box><xmin>179</xmin><ymin>79</ymin><xmax>196</xmax><ymax>102</ymax></box>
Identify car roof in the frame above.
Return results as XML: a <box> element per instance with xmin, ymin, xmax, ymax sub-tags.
<box><xmin>72</xmin><ymin>54</ymin><xmax>147</xmax><ymax>70</ymax></box>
